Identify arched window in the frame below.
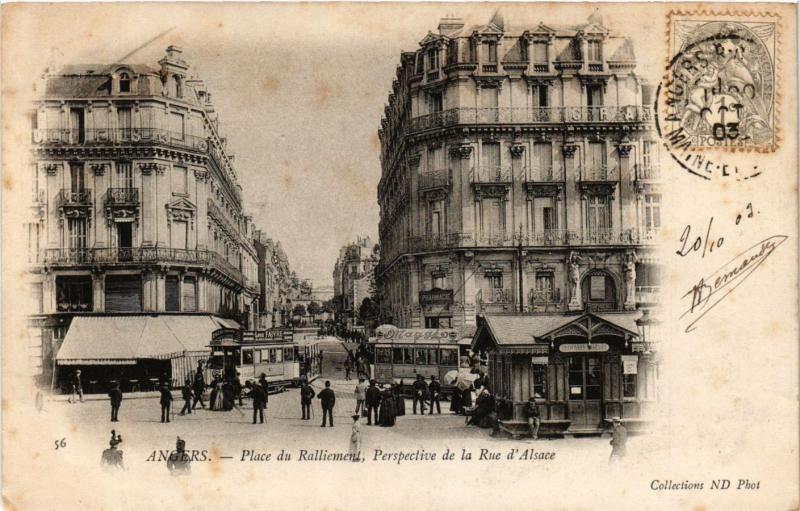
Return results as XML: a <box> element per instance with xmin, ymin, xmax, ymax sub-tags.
<box><xmin>173</xmin><ymin>76</ymin><xmax>182</xmax><ymax>98</ymax></box>
<box><xmin>119</xmin><ymin>72</ymin><xmax>131</xmax><ymax>93</ymax></box>
<box><xmin>580</xmin><ymin>270</ymin><xmax>617</xmax><ymax>311</ymax></box>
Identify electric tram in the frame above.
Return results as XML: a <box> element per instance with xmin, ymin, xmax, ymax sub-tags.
<box><xmin>205</xmin><ymin>328</ymin><xmax>320</xmax><ymax>390</ymax></box>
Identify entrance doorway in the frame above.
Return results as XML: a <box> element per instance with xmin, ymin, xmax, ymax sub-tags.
<box><xmin>567</xmin><ymin>354</ymin><xmax>603</xmax><ymax>430</ymax></box>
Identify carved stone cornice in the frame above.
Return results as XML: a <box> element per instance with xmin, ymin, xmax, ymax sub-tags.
<box><xmin>449</xmin><ymin>144</ymin><xmax>473</xmax><ymax>159</ymax></box>
<box><xmin>139</xmin><ymin>162</ymin><xmax>167</xmax><ymax>176</ymax></box>
<box><xmin>525</xmin><ymin>182</ymin><xmax>563</xmax><ymax>200</ymax></box>
<box><xmin>91</xmin><ymin>163</ymin><xmax>107</xmax><ymax>176</ymax></box>
<box><xmin>579</xmin><ymin>181</ymin><xmax>617</xmax><ymax>197</ymax></box>
<box><xmin>617</xmin><ymin>144</ymin><xmax>633</xmax><ymax>157</ymax></box>
<box><xmin>45</xmin><ymin>163</ymin><xmax>61</xmax><ymax>176</ymax></box>
<box><xmin>509</xmin><ymin>144</ymin><xmax>526</xmax><ymax>158</ymax></box>
<box><xmin>562</xmin><ymin>145</ymin><xmax>578</xmax><ymax>158</ymax></box>
<box><xmin>473</xmin><ymin>183</ymin><xmax>509</xmax><ymax>199</ymax></box>
<box><xmin>193</xmin><ymin>168</ymin><xmax>210</xmax><ymax>182</ymax></box>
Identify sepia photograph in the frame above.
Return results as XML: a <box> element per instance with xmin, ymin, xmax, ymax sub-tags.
<box><xmin>1</xmin><ymin>2</ymin><xmax>797</xmax><ymax>510</ymax></box>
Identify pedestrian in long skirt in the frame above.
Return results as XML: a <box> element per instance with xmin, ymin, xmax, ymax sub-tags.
<box><xmin>349</xmin><ymin>414</ymin><xmax>362</xmax><ymax>462</ymax></box>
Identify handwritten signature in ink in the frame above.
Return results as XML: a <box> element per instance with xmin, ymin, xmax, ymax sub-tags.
<box><xmin>681</xmin><ymin>235</ymin><xmax>788</xmax><ymax>333</ymax></box>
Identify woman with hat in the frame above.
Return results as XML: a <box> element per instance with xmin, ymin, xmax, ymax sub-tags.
<box><xmin>378</xmin><ymin>384</ymin><xmax>396</xmax><ymax>427</ymax></box>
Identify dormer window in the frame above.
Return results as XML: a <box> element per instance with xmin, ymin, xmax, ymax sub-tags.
<box><xmin>485</xmin><ymin>41</ymin><xmax>498</xmax><ymax>63</ymax></box>
<box><xmin>427</xmin><ymin>47</ymin><xmax>439</xmax><ymax>70</ymax></box>
<box><xmin>587</xmin><ymin>40</ymin><xmax>602</xmax><ymax>62</ymax></box>
<box><xmin>119</xmin><ymin>72</ymin><xmax>131</xmax><ymax>93</ymax></box>
<box><xmin>173</xmin><ymin>76</ymin><xmax>183</xmax><ymax>98</ymax></box>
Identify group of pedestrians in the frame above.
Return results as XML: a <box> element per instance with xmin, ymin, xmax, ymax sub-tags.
<box><xmin>354</xmin><ymin>378</ymin><xmax>406</xmax><ymax>427</ymax></box>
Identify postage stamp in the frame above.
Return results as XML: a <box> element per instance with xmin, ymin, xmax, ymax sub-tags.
<box><xmin>661</xmin><ymin>11</ymin><xmax>780</xmax><ymax>152</ymax></box>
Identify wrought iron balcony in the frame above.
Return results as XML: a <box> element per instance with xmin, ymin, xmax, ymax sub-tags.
<box><xmin>105</xmin><ymin>188</ymin><xmax>139</xmax><ymax>205</ymax></box>
<box><xmin>34</xmin><ymin>128</ymin><xmax>209</xmax><ymax>153</ymax></box>
<box><xmin>587</xmin><ymin>62</ymin><xmax>604</xmax><ymax>72</ymax></box>
<box><xmin>481</xmin><ymin>64</ymin><xmax>498</xmax><ymax>73</ymax></box>
<box><xmin>406</xmin><ymin>106</ymin><xmax>653</xmax><ymax>134</ymax></box>
<box><xmin>635</xmin><ymin>286</ymin><xmax>661</xmax><ymax>305</ymax></box>
<box><xmin>582</xmin><ymin>165</ymin><xmax>615</xmax><ymax>181</ymax></box>
<box><xmin>524</xmin><ymin>167</ymin><xmax>559</xmax><ymax>182</ymax></box>
<box><xmin>426</xmin><ymin>69</ymin><xmax>441</xmax><ymax>81</ymax></box>
<box><xmin>58</xmin><ymin>189</ymin><xmax>92</xmax><ymax>205</ymax></box>
<box><xmin>470</xmin><ymin>165</ymin><xmax>512</xmax><ymax>184</ymax></box>
<box><xmin>418</xmin><ymin>169</ymin><xmax>450</xmax><ymax>191</ymax></box>
<box><xmin>529</xmin><ymin>287</ymin><xmax>561</xmax><ymax>305</ymax></box>
<box><xmin>531</xmin><ymin>63</ymin><xmax>550</xmax><ymax>73</ymax></box>
<box><xmin>476</xmin><ymin>288</ymin><xmax>515</xmax><ymax>314</ymax></box>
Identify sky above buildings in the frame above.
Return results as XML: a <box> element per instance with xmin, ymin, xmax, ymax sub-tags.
<box><xmin>21</xmin><ymin>3</ymin><xmax>660</xmax><ymax>286</ymax></box>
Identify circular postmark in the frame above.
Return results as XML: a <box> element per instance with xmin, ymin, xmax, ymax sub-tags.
<box><xmin>656</xmin><ymin>18</ymin><xmax>778</xmax><ymax>179</ymax></box>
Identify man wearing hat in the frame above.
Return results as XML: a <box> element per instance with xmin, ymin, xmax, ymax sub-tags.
<box><xmin>70</xmin><ymin>369</ymin><xmax>84</xmax><ymax>403</ymax></box>
<box><xmin>191</xmin><ymin>361</ymin><xmax>206</xmax><ymax>410</ymax></box>
<box><xmin>317</xmin><ymin>380</ymin><xmax>336</xmax><ymax>427</ymax></box>
<box><xmin>300</xmin><ymin>379</ymin><xmax>316</xmax><ymax>420</ymax></box>
<box><xmin>364</xmin><ymin>379</ymin><xmax>382</xmax><ymax>426</ymax></box>
<box><xmin>609</xmin><ymin>417</ymin><xmax>628</xmax><ymax>462</ymax></box>
<box><xmin>107</xmin><ymin>381</ymin><xmax>123</xmax><ymax>422</ymax></box>
<box><xmin>428</xmin><ymin>376</ymin><xmax>442</xmax><ymax>415</ymax></box>
<box><xmin>159</xmin><ymin>382</ymin><xmax>173</xmax><ymax>423</ymax></box>
<box><xmin>412</xmin><ymin>374</ymin><xmax>428</xmax><ymax>414</ymax></box>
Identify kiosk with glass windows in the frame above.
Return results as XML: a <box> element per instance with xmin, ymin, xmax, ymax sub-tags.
<box><xmin>472</xmin><ymin>311</ymin><xmax>659</xmax><ymax>436</ymax></box>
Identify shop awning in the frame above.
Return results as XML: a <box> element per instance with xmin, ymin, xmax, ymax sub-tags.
<box><xmin>56</xmin><ymin>315</ymin><xmax>235</xmax><ymax>365</ymax></box>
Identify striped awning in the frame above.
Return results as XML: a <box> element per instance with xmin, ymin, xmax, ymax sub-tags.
<box><xmin>56</xmin><ymin>315</ymin><xmax>232</xmax><ymax>365</ymax></box>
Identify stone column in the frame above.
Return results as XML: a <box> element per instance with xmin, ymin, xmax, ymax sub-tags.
<box><xmin>450</xmin><ymin>141</ymin><xmax>473</xmax><ymax>242</ymax></box>
<box><xmin>45</xmin><ymin>163</ymin><xmax>62</xmax><ymax>249</ymax></box>
<box><xmin>617</xmin><ymin>142</ymin><xmax>636</xmax><ymax>240</ymax></box>
<box><xmin>408</xmin><ymin>153</ymin><xmax>421</xmax><ymax>237</ymax></box>
<box><xmin>42</xmin><ymin>271</ymin><xmax>56</xmax><ymax>314</ymax></box>
<box><xmin>562</xmin><ymin>144</ymin><xmax>580</xmax><ymax>242</ymax></box>
<box><xmin>462</xmin><ymin>252</ymin><xmax>477</xmax><ymax>327</ymax></box>
<box><xmin>407</xmin><ymin>256</ymin><xmax>421</xmax><ymax>328</ymax></box>
<box><xmin>91</xmin><ymin>163</ymin><xmax>108</xmax><ymax>248</ymax></box>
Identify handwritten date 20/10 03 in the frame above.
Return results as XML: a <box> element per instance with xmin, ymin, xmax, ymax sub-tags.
<box><xmin>677</xmin><ymin>203</ymin><xmax>788</xmax><ymax>333</ymax></box>
<box><xmin>676</xmin><ymin>203</ymin><xmax>757</xmax><ymax>258</ymax></box>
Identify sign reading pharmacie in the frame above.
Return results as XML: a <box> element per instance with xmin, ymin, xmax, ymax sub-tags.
<box><xmin>419</xmin><ymin>288</ymin><xmax>454</xmax><ymax>307</ymax></box>
<box><xmin>558</xmin><ymin>342</ymin><xmax>610</xmax><ymax>353</ymax></box>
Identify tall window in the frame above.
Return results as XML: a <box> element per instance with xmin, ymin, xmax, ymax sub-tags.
<box><xmin>426</xmin><ymin>145</ymin><xmax>444</xmax><ymax>170</ymax></box>
<box><xmin>587</xmin><ymin>195</ymin><xmax>611</xmax><ymax>233</ymax></box>
<box><xmin>645</xmin><ymin>194</ymin><xmax>661</xmax><ymax>231</ymax></box>
<box><xmin>69</xmin><ymin>163</ymin><xmax>85</xmax><ymax>193</ymax></box>
<box><xmin>165</xmin><ymin>276</ymin><xmax>180</xmax><ymax>311</ymax></box>
<box><xmin>171</xmin><ymin>221</ymin><xmax>188</xmax><ymax>250</ymax></box>
<box><xmin>117</xmin><ymin>107</ymin><xmax>132</xmax><ymax>138</ymax></box>
<box><xmin>587</xmin><ymin>141</ymin><xmax>607</xmax><ymax>179</ymax></box>
<box><xmin>119</xmin><ymin>73</ymin><xmax>131</xmax><ymax>93</ymax></box>
<box><xmin>427</xmin><ymin>47</ymin><xmax>439</xmax><ymax>70</ymax></box>
<box><xmin>587</xmin><ymin>85</ymin><xmax>604</xmax><ymax>121</ymax></box>
<box><xmin>428</xmin><ymin>201</ymin><xmax>443</xmax><ymax>237</ymax></box>
<box><xmin>116</xmin><ymin>162</ymin><xmax>133</xmax><ymax>189</ymax></box>
<box><xmin>68</xmin><ymin>218</ymin><xmax>87</xmax><ymax>250</ymax></box>
<box><xmin>533</xmin><ymin>84</ymin><xmax>549</xmax><ymax>108</ymax></box>
<box><xmin>170</xmin><ymin>112</ymin><xmax>185</xmax><ymax>140</ymax></box>
<box><xmin>485</xmin><ymin>41</ymin><xmax>498</xmax><ymax>63</ymax></box>
<box><xmin>481</xmin><ymin>141</ymin><xmax>501</xmax><ymax>172</ymax></box>
<box><xmin>70</xmin><ymin>108</ymin><xmax>85</xmax><ymax>143</ymax></box>
<box><xmin>481</xmin><ymin>197</ymin><xmax>504</xmax><ymax>239</ymax></box>
<box><xmin>533</xmin><ymin>142</ymin><xmax>552</xmax><ymax>177</ymax></box>
<box><xmin>623</xmin><ymin>374</ymin><xmax>637</xmax><ymax>398</ymax></box>
<box><xmin>587</xmin><ymin>41</ymin><xmax>602</xmax><ymax>62</ymax></box>
<box><xmin>542</xmin><ymin>206</ymin><xmax>556</xmax><ymax>230</ymax></box>
<box><xmin>487</xmin><ymin>273</ymin><xmax>503</xmax><ymax>289</ymax></box>
<box><xmin>533</xmin><ymin>42</ymin><xmax>548</xmax><ymax>63</ymax></box>
<box><xmin>182</xmin><ymin>276</ymin><xmax>197</xmax><ymax>311</ymax></box>
<box><xmin>430</xmin><ymin>91</ymin><xmax>443</xmax><ymax>113</ymax></box>
<box><xmin>173</xmin><ymin>76</ymin><xmax>183</xmax><ymax>98</ymax></box>
<box><xmin>432</xmin><ymin>272</ymin><xmax>446</xmax><ymax>290</ymax></box>
<box><xmin>535</xmin><ymin>273</ymin><xmax>554</xmax><ymax>296</ymax></box>
<box><xmin>172</xmin><ymin>165</ymin><xmax>188</xmax><ymax>194</ymax></box>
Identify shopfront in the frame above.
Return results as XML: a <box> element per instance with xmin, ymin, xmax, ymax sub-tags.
<box><xmin>472</xmin><ymin>311</ymin><xmax>659</xmax><ymax>434</ymax></box>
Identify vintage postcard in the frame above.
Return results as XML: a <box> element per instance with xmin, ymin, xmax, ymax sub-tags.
<box><xmin>1</xmin><ymin>2</ymin><xmax>797</xmax><ymax>510</ymax></box>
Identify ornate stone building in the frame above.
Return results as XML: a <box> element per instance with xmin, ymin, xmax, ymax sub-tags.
<box><xmin>332</xmin><ymin>236</ymin><xmax>380</xmax><ymax>329</ymax></box>
<box><xmin>26</xmin><ymin>47</ymin><xmax>261</xmax><ymax>387</ymax></box>
<box><xmin>253</xmin><ymin>232</ymin><xmax>293</xmax><ymax>328</ymax></box>
<box><xmin>376</xmin><ymin>13</ymin><xmax>662</xmax><ymax>430</ymax></box>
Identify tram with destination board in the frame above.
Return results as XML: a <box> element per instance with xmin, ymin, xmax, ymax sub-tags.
<box><xmin>205</xmin><ymin>328</ymin><xmax>320</xmax><ymax>390</ymax></box>
<box><xmin>369</xmin><ymin>325</ymin><xmax>475</xmax><ymax>397</ymax></box>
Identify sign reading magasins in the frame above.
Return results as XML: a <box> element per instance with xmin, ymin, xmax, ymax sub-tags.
<box><xmin>379</xmin><ymin>329</ymin><xmax>458</xmax><ymax>341</ymax></box>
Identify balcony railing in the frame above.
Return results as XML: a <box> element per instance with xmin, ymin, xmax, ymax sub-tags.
<box><xmin>477</xmin><ymin>288</ymin><xmax>513</xmax><ymax>304</ymax></box>
<box><xmin>524</xmin><ymin>167</ymin><xmax>559</xmax><ymax>182</ymax></box>
<box><xmin>418</xmin><ymin>169</ymin><xmax>449</xmax><ymax>191</ymax></box>
<box><xmin>34</xmin><ymin>128</ymin><xmax>209</xmax><ymax>153</ymax></box>
<box><xmin>470</xmin><ymin>165</ymin><xmax>512</xmax><ymax>184</ymax></box>
<box><xmin>531</xmin><ymin>63</ymin><xmax>549</xmax><ymax>73</ymax></box>
<box><xmin>39</xmin><ymin>247</ymin><xmax>245</xmax><ymax>285</ymax></box>
<box><xmin>587</xmin><ymin>62</ymin><xmax>604</xmax><ymax>72</ymax></box>
<box><xmin>481</xmin><ymin>64</ymin><xmax>498</xmax><ymax>73</ymax></box>
<box><xmin>635</xmin><ymin>286</ymin><xmax>661</xmax><ymax>304</ymax></box>
<box><xmin>379</xmin><ymin>228</ymin><xmax>657</xmax><ymax>271</ymax></box>
<box><xmin>529</xmin><ymin>288</ymin><xmax>561</xmax><ymax>305</ymax></box>
<box><xmin>58</xmin><ymin>189</ymin><xmax>92</xmax><ymax>205</ymax></box>
<box><xmin>406</xmin><ymin>106</ymin><xmax>653</xmax><ymax>134</ymax></box>
<box><xmin>426</xmin><ymin>70</ymin><xmax>441</xmax><ymax>81</ymax></box>
<box><xmin>105</xmin><ymin>188</ymin><xmax>139</xmax><ymax>205</ymax></box>
<box><xmin>636</xmin><ymin>164</ymin><xmax>661</xmax><ymax>181</ymax></box>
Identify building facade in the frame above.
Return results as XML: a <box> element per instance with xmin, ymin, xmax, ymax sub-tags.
<box><xmin>253</xmin><ymin>232</ymin><xmax>292</xmax><ymax>328</ymax></box>
<box><xmin>376</xmin><ymin>13</ymin><xmax>662</xmax><ymax>431</ymax></box>
<box><xmin>332</xmin><ymin>236</ymin><xmax>380</xmax><ymax>328</ymax></box>
<box><xmin>27</xmin><ymin>47</ymin><xmax>261</xmax><ymax>387</ymax></box>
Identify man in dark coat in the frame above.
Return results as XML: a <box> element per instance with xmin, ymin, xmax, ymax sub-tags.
<box><xmin>70</xmin><ymin>369</ymin><xmax>84</xmax><ymax>403</ymax></box>
<box><xmin>609</xmin><ymin>417</ymin><xmax>628</xmax><ymax>462</ymax></box>
<box><xmin>191</xmin><ymin>362</ymin><xmax>206</xmax><ymax>410</ymax></box>
<box><xmin>428</xmin><ymin>376</ymin><xmax>442</xmax><ymax>415</ymax></box>
<box><xmin>364</xmin><ymin>379</ymin><xmax>382</xmax><ymax>426</ymax></box>
<box><xmin>179</xmin><ymin>378</ymin><xmax>193</xmax><ymax>416</ymax></box>
<box><xmin>246</xmin><ymin>381</ymin><xmax>266</xmax><ymax>424</ymax></box>
<box><xmin>258</xmin><ymin>373</ymin><xmax>270</xmax><ymax>408</ymax></box>
<box><xmin>317</xmin><ymin>380</ymin><xmax>336</xmax><ymax>427</ymax></box>
<box><xmin>412</xmin><ymin>375</ymin><xmax>428</xmax><ymax>414</ymax></box>
<box><xmin>524</xmin><ymin>397</ymin><xmax>541</xmax><ymax>439</ymax></box>
<box><xmin>107</xmin><ymin>382</ymin><xmax>122</xmax><ymax>422</ymax></box>
<box><xmin>300</xmin><ymin>380</ymin><xmax>316</xmax><ymax>420</ymax></box>
<box><xmin>159</xmin><ymin>383</ymin><xmax>173</xmax><ymax>423</ymax></box>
